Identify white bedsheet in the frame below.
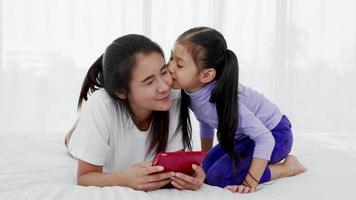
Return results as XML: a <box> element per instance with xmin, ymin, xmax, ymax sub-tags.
<box><xmin>0</xmin><ymin>131</ymin><xmax>355</xmax><ymax>200</ymax></box>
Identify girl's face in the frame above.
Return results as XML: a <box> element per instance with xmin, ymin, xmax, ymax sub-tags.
<box><xmin>126</xmin><ymin>52</ymin><xmax>172</xmax><ymax>116</ymax></box>
<box><xmin>167</xmin><ymin>43</ymin><xmax>205</xmax><ymax>93</ymax></box>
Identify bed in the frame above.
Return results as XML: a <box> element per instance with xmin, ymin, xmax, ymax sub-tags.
<box><xmin>0</xmin><ymin>131</ymin><xmax>355</xmax><ymax>200</ymax></box>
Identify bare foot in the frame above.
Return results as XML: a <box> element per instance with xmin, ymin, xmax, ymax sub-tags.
<box><xmin>284</xmin><ymin>155</ymin><xmax>307</xmax><ymax>176</ymax></box>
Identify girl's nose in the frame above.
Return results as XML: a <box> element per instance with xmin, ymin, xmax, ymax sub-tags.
<box><xmin>167</xmin><ymin>63</ymin><xmax>175</xmax><ymax>73</ymax></box>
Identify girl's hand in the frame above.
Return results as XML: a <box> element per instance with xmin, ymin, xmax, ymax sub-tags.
<box><xmin>224</xmin><ymin>185</ymin><xmax>256</xmax><ymax>194</ymax></box>
<box><xmin>117</xmin><ymin>161</ymin><xmax>174</xmax><ymax>191</ymax></box>
<box><xmin>170</xmin><ymin>164</ymin><xmax>205</xmax><ymax>190</ymax></box>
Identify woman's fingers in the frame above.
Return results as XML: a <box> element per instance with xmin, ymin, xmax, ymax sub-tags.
<box><xmin>141</xmin><ymin>179</ymin><xmax>172</xmax><ymax>191</ymax></box>
<box><xmin>175</xmin><ymin>172</ymin><xmax>196</xmax><ymax>183</ymax></box>
<box><xmin>138</xmin><ymin>160</ymin><xmax>153</xmax><ymax>167</ymax></box>
<box><xmin>124</xmin><ymin>161</ymin><xmax>175</xmax><ymax>191</ymax></box>
<box><xmin>147</xmin><ymin>172</ymin><xmax>175</xmax><ymax>182</ymax></box>
<box><xmin>168</xmin><ymin>164</ymin><xmax>205</xmax><ymax>190</ymax></box>
<box><xmin>192</xmin><ymin>164</ymin><xmax>206</xmax><ymax>179</ymax></box>
<box><xmin>170</xmin><ymin>174</ymin><xmax>201</xmax><ymax>190</ymax></box>
<box><xmin>170</xmin><ymin>176</ymin><xmax>192</xmax><ymax>190</ymax></box>
<box><xmin>142</xmin><ymin>165</ymin><xmax>164</xmax><ymax>175</ymax></box>
<box><xmin>135</xmin><ymin>163</ymin><xmax>205</xmax><ymax>191</ymax></box>
<box><xmin>171</xmin><ymin>180</ymin><xmax>184</xmax><ymax>190</ymax></box>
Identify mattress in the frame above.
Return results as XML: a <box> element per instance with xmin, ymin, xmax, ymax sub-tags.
<box><xmin>0</xmin><ymin>131</ymin><xmax>355</xmax><ymax>200</ymax></box>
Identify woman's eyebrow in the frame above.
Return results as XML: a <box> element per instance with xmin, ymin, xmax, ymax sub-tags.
<box><xmin>141</xmin><ymin>75</ymin><xmax>154</xmax><ymax>83</ymax></box>
<box><xmin>140</xmin><ymin>64</ymin><xmax>166</xmax><ymax>83</ymax></box>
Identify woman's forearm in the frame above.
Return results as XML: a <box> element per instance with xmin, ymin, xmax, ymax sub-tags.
<box><xmin>243</xmin><ymin>158</ymin><xmax>268</xmax><ymax>188</ymax></box>
<box><xmin>78</xmin><ymin>171</ymin><xmax>125</xmax><ymax>187</ymax></box>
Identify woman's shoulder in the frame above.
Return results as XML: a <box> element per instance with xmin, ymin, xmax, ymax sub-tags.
<box><xmin>80</xmin><ymin>88</ymin><xmax>121</xmax><ymax>117</ymax></box>
<box><xmin>84</xmin><ymin>89</ymin><xmax>116</xmax><ymax>107</ymax></box>
<box><xmin>90</xmin><ymin>88</ymin><xmax>113</xmax><ymax>101</ymax></box>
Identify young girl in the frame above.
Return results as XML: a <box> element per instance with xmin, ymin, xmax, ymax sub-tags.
<box><xmin>167</xmin><ymin>27</ymin><xmax>307</xmax><ymax>193</ymax></box>
<box><xmin>65</xmin><ymin>34</ymin><xmax>205</xmax><ymax>191</ymax></box>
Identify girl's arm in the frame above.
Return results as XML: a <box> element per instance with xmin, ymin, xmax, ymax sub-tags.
<box><xmin>77</xmin><ymin>159</ymin><xmax>174</xmax><ymax>191</ymax></box>
<box><xmin>201</xmin><ymin>138</ymin><xmax>213</xmax><ymax>151</ymax></box>
<box><xmin>243</xmin><ymin>158</ymin><xmax>268</xmax><ymax>189</ymax></box>
<box><xmin>199</xmin><ymin>120</ymin><xmax>215</xmax><ymax>151</ymax></box>
<box><xmin>238</xmin><ymin>104</ymin><xmax>275</xmax><ymax>189</ymax></box>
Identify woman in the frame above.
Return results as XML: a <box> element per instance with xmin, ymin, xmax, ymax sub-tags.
<box><xmin>65</xmin><ymin>34</ymin><xmax>205</xmax><ymax>191</ymax></box>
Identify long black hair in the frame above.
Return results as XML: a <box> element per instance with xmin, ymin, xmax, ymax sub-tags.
<box><xmin>78</xmin><ymin>34</ymin><xmax>191</xmax><ymax>158</ymax></box>
<box><xmin>176</xmin><ymin>27</ymin><xmax>259</xmax><ymax>185</ymax></box>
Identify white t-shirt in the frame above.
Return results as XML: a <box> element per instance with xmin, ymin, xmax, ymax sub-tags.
<box><xmin>68</xmin><ymin>89</ymin><xmax>183</xmax><ymax>172</ymax></box>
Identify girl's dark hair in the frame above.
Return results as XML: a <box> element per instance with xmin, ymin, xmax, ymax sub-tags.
<box><xmin>78</xmin><ymin>34</ymin><xmax>191</xmax><ymax>158</ymax></box>
<box><xmin>177</xmin><ymin>27</ymin><xmax>238</xmax><ymax>157</ymax></box>
<box><xmin>176</xmin><ymin>27</ymin><xmax>258</xmax><ymax>185</ymax></box>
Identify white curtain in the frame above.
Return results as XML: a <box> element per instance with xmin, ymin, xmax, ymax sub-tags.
<box><xmin>0</xmin><ymin>0</ymin><xmax>355</xmax><ymax>136</ymax></box>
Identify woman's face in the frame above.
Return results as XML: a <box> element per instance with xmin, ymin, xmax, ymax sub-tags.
<box><xmin>167</xmin><ymin>43</ymin><xmax>204</xmax><ymax>93</ymax></box>
<box><xmin>126</xmin><ymin>52</ymin><xmax>173</xmax><ymax>116</ymax></box>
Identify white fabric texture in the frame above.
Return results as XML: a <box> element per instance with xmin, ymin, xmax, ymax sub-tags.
<box><xmin>1</xmin><ymin>131</ymin><xmax>355</xmax><ymax>200</ymax></box>
<box><xmin>68</xmin><ymin>89</ymin><xmax>183</xmax><ymax>172</ymax></box>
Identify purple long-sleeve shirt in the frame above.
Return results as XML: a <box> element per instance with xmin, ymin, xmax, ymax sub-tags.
<box><xmin>185</xmin><ymin>81</ymin><xmax>283</xmax><ymax>161</ymax></box>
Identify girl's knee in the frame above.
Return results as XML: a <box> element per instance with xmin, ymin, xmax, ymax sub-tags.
<box><xmin>270</xmin><ymin>132</ymin><xmax>293</xmax><ymax>163</ymax></box>
<box><xmin>205</xmin><ymin>155</ymin><xmax>234</xmax><ymax>187</ymax></box>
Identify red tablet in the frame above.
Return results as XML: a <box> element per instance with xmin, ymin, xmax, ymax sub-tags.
<box><xmin>152</xmin><ymin>151</ymin><xmax>208</xmax><ymax>176</ymax></box>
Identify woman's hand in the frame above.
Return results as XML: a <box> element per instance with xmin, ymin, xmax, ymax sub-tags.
<box><xmin>76</xmin><ymin>160</ymin><xmax>173</xmax><ymax>190</ymax></box>
<box><xmin>224</xmin><ymin>185</ymin><xmax>256</xmax><ymax>194</ymax></box>
<box><xmin>169</xmin><ymin>164</ymin><xmax>205</xmax><ymax>190</ymax></box>
<box><xmin>117</xmin><ymin>160</ymin><xmax>174</xmax><ymax>191</ymax></box>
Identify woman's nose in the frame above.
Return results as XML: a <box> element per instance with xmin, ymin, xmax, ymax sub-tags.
<box><xmin>157</xmin><ymin>77</ymin><xmax>170</xmax><ymax>93</ymax></box>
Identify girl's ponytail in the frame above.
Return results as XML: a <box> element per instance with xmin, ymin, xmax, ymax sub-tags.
<box><xmin>210</xmin><ymin>49</ymin><xmax>239</xmax><ymax>156</ymax></box>
<box><xmin>77</xmin><ymin>54</ymin><xmax>104</xmax><ymax>110</ymax></box>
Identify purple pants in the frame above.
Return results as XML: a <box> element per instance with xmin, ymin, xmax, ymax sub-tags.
<box><xmin>202</xmin><ymin>115</ymin><xmax>293</xmax><ymax>188</ymax></box>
